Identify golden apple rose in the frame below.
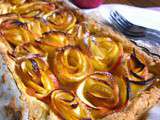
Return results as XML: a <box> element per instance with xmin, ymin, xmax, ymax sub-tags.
<box><xmin>0</xmin><ymin>19</ymin><xmax>40</xmax><ymax>46</ymax></box>
<box><xmin>77</xmin><ymin>72</ymin><xmax>128</xmax><ymax>118</ymax></box>
<box><xmin>46</xmin><ymin>9</ymin><xmax>77</xmax><ymax>32</ymax></box>
<box><xmin>6</xmin><ymin>0</ymin><xmax>26</xmax><ymax>5</ymax></box>
<box><xmin>126</xmin><ymin>50</ymin><xmax>154</xmax><ymax>96</ymax></box>
<box><xmin>15</xmin><ymin>55</ymin><xmax>59</xmax><ymax>98</ymax></box>
<box><xmin>68</xmin><ymin>22</ymin><xmax>123</xmax><ymax>72</ymax></box>
<box><xmin>79</xmin><ymin>35</ymin><xmax>123</xmax><ymax>71</ymax></box>
<box><xmin>51</xmin><ymin>90</ymin><xmax>93</xmax><ymax>120</ymax></box>
<box><xmin>36</xmin><ymin>31</ymin><xmax>75</xmax><ymax>56</ymax></box>
<box><xmin>53</xmin><ymin>46</ymin><xmax>93</xmax><ymax>89</ymax></box>
<box><xmin>12</xmin><ymin>1</ymin><xmax>55</xmax><ymax>18</ymax></box>
<box><xmin>14</xmin><ymin>42</ymin><xmax>47</xmax><ymax>57</ymax></box>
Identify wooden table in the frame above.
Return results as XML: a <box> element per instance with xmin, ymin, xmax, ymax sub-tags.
<box><xmin>105</xmin><ymin>0</ymin><xmax>160</xmax><ymax>7</ymax></box>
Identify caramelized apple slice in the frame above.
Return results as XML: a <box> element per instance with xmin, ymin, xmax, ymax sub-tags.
<box><xmin>77</xmin><ymin>72</ymin><xmax>128</xmax><ymax>118</ymax></box>
<box><xmin>127</xmin><ymin>50</ymin><xmax>148</xmax><ymax>81</ymax></box>
<box><xmin>116</xmin><ymin>76</ymin><xmax>129</xmax><ymax>108</ymax></box>
<box><xmin>126</xmin><ymin>77</ymin><xmax>154</xmax><ymax>96</ymax></box>
<box><xmin>6</xmin><ymin>0</ymin><xmax>26</xmax><ymax>5</ymax></box>
<box><xmin>51</xmin><ymin>90</ymin><xmax>93</xmax><ymax>120</ymax></box>
<box><xmin>79</xmin><ymin>35</ymin><xmax>123</xmax><ymax>71</ymax></box>
<box><xmin>14</xmin><ymin>42</ymin><xmax>47</xmax><ymax>57</ymax></box>
<box><xmin>12</xmin><ymin>1</ymin><xmax>55</xmax><ymax>18</ymax></box>
<box><xmin>126</xmin><ymin>50</ymin><xmax>154</xmax><ymax>96</ymax></box>
<box><xmin>53</xmin><ymin>46</ymin><xmax>93</xmax><ymax>89</ymax></box>
<box><xmin>46</xmin><ymin>9</ymin><xmax>77</xmax><ymax>31</ymax></box>
<box><xmin>37</xmin><ymin>31</ymin><xmax>74</xmax><ymax>56</ymax></box>
<box><xmin>16</xmin><ymin>55</ymin><xmax>59</xmax><ymax>98</ymax></box>
<box><xmin>68</xmin><ymin>22</ymin><xmax>90</xmax><ymax>41</ymax></box>
<box><xmin>0</xmin><ymin>19</ymin><xmax>40</xmax><ymax>46</ymax></box>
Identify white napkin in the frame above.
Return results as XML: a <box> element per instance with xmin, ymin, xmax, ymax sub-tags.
<box><xmin>83</xmin><ymin>4</ymin><xmax>160</xmax><ymax>31</ymax></box>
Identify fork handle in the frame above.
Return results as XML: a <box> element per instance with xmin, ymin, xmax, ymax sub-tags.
<box><xmin>145</xmin><ymin>28</ymin><xmax>160</xmax><ymax>38</ymax></box>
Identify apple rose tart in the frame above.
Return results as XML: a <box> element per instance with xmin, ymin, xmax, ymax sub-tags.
<box><xmin>0</xmin><ymin>19</ymin><xmax>40</xmax><ymax>46</ymax></box>
<box><xmin>51</xmin><ymin>89</ymin><xmax>93</xmax><ymax>120</ymax></box>
<box><xmin>0</xmin><ymin>1</ymin><xmax>159</xmax><ymax>120</ymax></box>
<box><xmin>53</xmin><ymin>46</ymin><xmax>93</xmax><ymax>89</ymax></box>
<box><xmin>15</xmin><ymin>54</ymin><xmax>59</xmax><ymax>98</ymax></box>
<box><xmin>77</xmin><ymin>72</ymin><xmax>128</xmax><ymax>119</ymax></box>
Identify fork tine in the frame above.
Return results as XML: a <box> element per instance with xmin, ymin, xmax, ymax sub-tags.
<box><xmin>113</xmin><ymin>11</ymin><xmax>133</xmax><ymax>27</ymax></box>
<box><xmin>110</xmin><ymin>11</ymin><xmax>129</xmax><ymax>31</ymax></box>
<box><xmin>109</xmin><ymin>10</ymin><xmax>145</xmax><ymax>37</ymax></box>
<box><xmin>110</xmin><ymin>13</ymin><xmax>136</xmax><ymax>36</ymax></box>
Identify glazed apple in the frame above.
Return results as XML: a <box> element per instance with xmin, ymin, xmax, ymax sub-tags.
<box><xmin>53</xmin><ymin>46</ymin><xmax>93</xmax><ymax>89</ymax></box>
<box><xmin>126</xmin><ymin>50</ymin><xmax>154</xmax><ymax>96</ymax></box>
<box><xmin>7</xmin><ymin>0</ymin><xmax>26</xmax><ymax>5</ymax></box>
<box><xmin>37</xmin><ymin>31</ymin><xmax>74</xmax><ymax>56</ymax></box>
<box><xmin>77</xmin><ymin>72</ymin><xmax>128</xmax><ymax>118</ymax></box>
<box><xmin>14</xmin><ymin>42</ymin><xmax>47</xmax><ymax>57</ymax></box>
<box><xmin>51</xmin><ymin>90</ymin><xmax>93</xmax><ymax>120</ymax></box>
<box><xmin>79</xmin><ymin>35</ymin><xmax>123</xmax><ymax>71</ymax></box>
<box><xmin>15</xmin><ymin>55</ymin><xmax>59</xmax><ymax>98</ymax></box>
<box><xmin>12</xmin><ymin>1</ymin><xmax>55</xmax><ymax>17</ymax></box>
<box><xmin>0</xmin><ymin>19</ymin><xmax>41</xmax><ymax>46</ymax></box>
<box><xmin>46</xmin><ymin>9</ymin><xmax>77</xmax><ymax>31</ymax></box>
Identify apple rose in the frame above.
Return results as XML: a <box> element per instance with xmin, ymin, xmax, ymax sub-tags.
<box><xmin>126</xmin><ymin>50</ymin><xmax>154</xmax><ymax>96</ymax></box>
<box><xmin>6</xmin><ymin>0</ymin><xmax>26</xmax><ymax>5</ymax></box>
<box><xmin>46</xmin><ymin>9</ymin><xmax>77</xmax><ymax>32</ymax></box>
<box><xmin>36</xmin><ymin>31</ymin><xmax>74</xmax><ymax>56</ymax></box>
<box><xmin>0</xmin><ymin>19</ymin><xmax>40</xmax><ymax>46</ymax></box>
<box><xmin>79</xmin><ymin>35</ymin><xmax>123</xmax><ymax>71</ymax></box>
<box><xmin>14</xmin><ymin>42</ymin><xmax>47</xmax><ymax>57</ymax></box>
<box><xmin>12</xmin><ymin>1</ymin><xmax>55</xmax><ymax>18</ymax></box>
<box><xmin>51</xmin><ymin>90</ymin><xmax>93</xmax><ymax>120</ymax></box>
<box><xmin>67</xmin><ymin>22</ymin><xmax>90</xmax><ymax>42</ymax></box>
<box><xmin>15</xmin><ymin>54</ymin><xmax>59</xmax><ymax>98</ymax></box>
<box><xmin>77</xmin><ymin>72</ymin><xmax>128</xmax><ymax>118</ymax></box>
<box><xmin>53</xmin><ymin>46</ymin><xmax>93</xmax><ymax>89</ymax></box>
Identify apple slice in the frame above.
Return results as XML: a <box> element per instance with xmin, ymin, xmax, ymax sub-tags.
<box><xmin>12</xmin><ymin>1</ymin><xmax>55</xmax><ymax>17</ymax></box>
<box><xmin>51</xmin><ymin>89</ymin><xmax>93</xmax><ymax>120</ymax></box>
<box><xmin>46</xmin><ymin>9</ymin><xmax>77</xmax><ymax>31</ymax></box>
<box><xmin>53</xmin><ymin>46</ymin><xmax>93</xmax><ymax>89</ymax></box>
<box><xmin>126</xmin><ymin>50</ymin><xmax>154</xmax><ymax>96</ymax></box>
<box><xmin>15</xmin><ymin>54</ymin><xmax>59</xmax><ymax>99</ymax></box>
<box><xmin>14</xmin><ymin>42</ymin><xmax>47</xmax><ymax>57</ymax></box>
<box><xmin>36</xmin><ymin>31</ymin><xmax>74</xmax><ymax>56</ymax></box>
<box><xmin>77</xmin><ymin>72</ymin><xmax>128</xmax><ymax>118</ymax></box>
<box><xmin>79</xmin><ymin>36</ymin><xmax>123</xmax><ymax>71</ymax></box>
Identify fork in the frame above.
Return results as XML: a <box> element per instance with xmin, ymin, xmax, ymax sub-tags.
<box><xmin>109</xmin><ymin>10</ymin><xmax>160</xmax><ymax>38</ymax></box>
<box><xmin>109</xmin><ymin>10</ymin><xmax>160</xmax><ymax>58</ymax></box>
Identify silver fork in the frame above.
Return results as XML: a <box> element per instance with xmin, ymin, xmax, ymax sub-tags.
<box><xmin>109</xmin><ymin>10</ymin><xmax>160</xmax><ymax>38</ymax></box>
<box><xmin>109</xmin><ymin>10</ymin><xmax>160</xmax><ymax>58</ymax></box>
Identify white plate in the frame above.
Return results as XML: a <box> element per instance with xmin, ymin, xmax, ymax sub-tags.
<box><xmin>84</xmin><ymin>4</ymin><xmax>160</xmax><ymax>31</ymax></box>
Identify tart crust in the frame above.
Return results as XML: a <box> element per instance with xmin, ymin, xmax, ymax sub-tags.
<box><xmin>0</xmin><ymin>0</ymin><xmax>160</xmax><ymax>120</ymax></box>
